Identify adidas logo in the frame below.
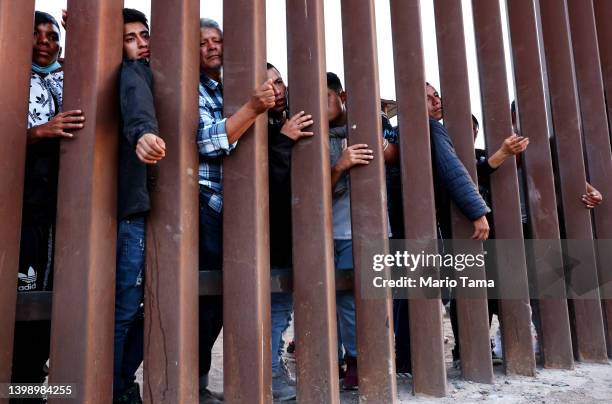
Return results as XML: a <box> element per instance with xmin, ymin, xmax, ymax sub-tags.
<box><xmin>17</xmin><ymin>266</ymin><xmax>37</xmax><ymax>291</ymax></box>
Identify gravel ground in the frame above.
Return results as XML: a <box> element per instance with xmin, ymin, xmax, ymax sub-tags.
<box><xmin>136</xmin><ymin>308</ymin><xmax>612</xmax><ymax>403</ymax></box>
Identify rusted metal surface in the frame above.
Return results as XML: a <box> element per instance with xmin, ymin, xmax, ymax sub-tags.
<box><xmin>200</xmin><ymin>269</ymin><xmax>352</xmax><ymax>296</ymax></box>
<box><xmin>593</xmin><ymin>1</ymin><xmax>612</xmax><ymax>355</ymax></box>
<box><xmin>142</xmin><ymin>1</ymin><xmax>200</xmax><ymax>402</ymax></box>
<box><xmin>16</xmin><ymin>270</ymin><xmax>354</xmax><ymax>322</ymax></box>
<box><xmin>222</xmin><ymin>1</ymin><xmax>272</xmax><ymax>402</ymax></box>
<box><xmin>538</xmin><ymin>0</ymin><xmax>607</xmax><ymax>362</ymax></box>
<box><xmin>506</xmin><ymin>0</ymin><xmax>574</xmax><ymax>370</ymax></box>
<box><xmin>16</xmin><ymin>292</ymin><xmax>53</xmax><ymax>322</ymax></box>
<box><xmin>0</xmin><ymin>0</ymin><xmax>35</xmax><ymax>389</ymax></box>
<box><xmin>567</xmin><ymin>0</ymin><xmax>612</xmax><ymax>357</ymax></box>
<box><xmin>433</xmin><ymin>0</ymin><xmax>493</xmax><ymax>384</ymax></box>
<box><xmin>593</xmin><ymin>0</ymin><xmax>612</xmax><ymax>140</ymax></box>
<box><xmin>471</xmin><ymin>0</ymin><xmax>535</xmax><ymax>377</ymax></box>
<box><xmin>47</xmin><ymin>1</ymin><xmax>123</xmax><ymax>402</ymax></box>
<box><xmin>340</xmin><ymin>0</ymin><xmax>397</xmax><ymax>402</ymax></box>
<box><xmin>286</xmin><ymin>1</ymin><xmax>341</xmax><ymax>402</ymax></box>
<box><xmin>389</xmin><ymin>0</ymin><xmax>447</xmax><ymax>397</ymax></box>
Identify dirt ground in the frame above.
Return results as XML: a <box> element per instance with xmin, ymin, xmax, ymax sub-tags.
<box><xmin>137</xmin><ymin>309</ymin><xmax>612</xmax><ymax>403</ymax></box>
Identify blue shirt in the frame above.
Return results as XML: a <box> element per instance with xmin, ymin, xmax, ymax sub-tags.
<box><xmin>429</xmin><ymin>118</ymin><xmax>490</xmax><ymax>221</ymax></box>
<box><xmin>197</xmin><ymin>74</ymin><xmax>237</xmax><ymax>212</ymax></box>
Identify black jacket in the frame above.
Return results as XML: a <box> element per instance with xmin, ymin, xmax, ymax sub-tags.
<box><xmin>118</xmin><ymin>59</ymin><xmax>159</xmax><ymax>220</ymax></box>
<box><xmin>268</xmin><ymin>118</ymin><xmax>295</xmax><ymax>268</ymax></box>
<box><xmin>475</xmin><ymin>148</ymin><xmax>496</xmax><ymax>207</ymax></box>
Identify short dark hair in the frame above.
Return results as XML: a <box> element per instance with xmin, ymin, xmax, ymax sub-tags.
<box><xmin>267</xmin><ymin>62</ymin><xmax>277</xmax><ymax>71</ymax></box>
<box><xmin>123</xmin><ymin>8</ymin><xmax>149</xmax><ymax>31</ymax></box>
<box><xmin>34</xmin><ymin>11</ymin><xmax>60</xmax><ymax>36</ymax></box>
<box><xmin>472</xmin><ymin>114</ymin><xmax>479</xmax><ymax>131</ymax></box>
<box><xmin>327</xmin><ymin>72</ymin><xmax>343</xmax><ymax>93</ymax></box>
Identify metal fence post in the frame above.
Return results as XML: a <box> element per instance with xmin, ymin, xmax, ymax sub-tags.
<box><xmin>593</xmin><ymin>0</ymin><xmax>612</xmax><ymax>141</ymax></box>
<box><xmin>433</xmin><ymin>0</ymin><xmax>494</xmax><ymax>384</ymax></box>
<box><xmin>286</xmin><ymin>0</ymin><xmax>341</xmax><ymax>402</ymax></box>
<box><xmin>567</xmin><ymin>0</ymin><xmax>612</xmax><ymax>358</ymax></box>
<box><xmin>506</xmin><ymin>0</ymin><xmax>575</xmax><ymax>370</ymax></box>
<box><xmin>0</xmin><ymin>0</ymin><xmax>35</xmax><ymax>392</ymax></box>
<box><xmin>472</xmin><ymin>0</ymin><xmax>535</xmax><ymax>376</ymax></box>
<box><xmin>538</xmin><ymin>0</ymin><xmax>607</xmax><ymax>362</ymax></box>
<box><xmin>143</xmin><ymin>1</ymin><xmax>200</xmax><ymax>402</ymax></box>
<box><xmin>48</xmin><ymin>1</ymin><xmax>123</xmax><ymax>402</ymax></box>
<box><xmin>340</xmin><ymin>0</ymin><xmax>398</xmax><ymax>401</ymax></box>
<box><xmin>389</xmin><ymin>0</ymin><xmax>447</xmax><ymax>397</ymax></box>
<box><xmin>223</xmin><ymin>1</ymin><xmax>272</xmax><ymax>402</ymax></box>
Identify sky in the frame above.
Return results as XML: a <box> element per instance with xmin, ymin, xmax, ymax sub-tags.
<box><xmin>35</xmin><ymin>0</ymin><xmax>517</xmax><ymax>148</ymax></box>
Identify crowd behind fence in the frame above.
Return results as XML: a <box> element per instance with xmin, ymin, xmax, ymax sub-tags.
<box><xmin>1</xmin><ymin>0</ymin><xmax>612</xmax><ymax>403</ymax></box>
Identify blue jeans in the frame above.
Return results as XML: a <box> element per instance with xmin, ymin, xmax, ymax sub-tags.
<box><xmin>271</xmin><ymin>292</ymin><xmax>293</xmax><ymax>374</ymax></box>
<box><xmin>335</xmin><ymin>239</ymin><xmax>357</xmax><ymax>358</ymax></box>
<box><xmin>114</xmin><ymin>216</ymin><xmax>146</xmax><ymax>397</ymax></box>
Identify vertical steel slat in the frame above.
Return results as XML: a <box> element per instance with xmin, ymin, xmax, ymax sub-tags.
<box><xmin>222</xmin><ymin>1</ymin><xmax>272</xmax><ymax>402</ymax></box>
<box><xmin>0</xmin><ymin>0</ymin><xmax>35</xmax><ymax>391</ymax></box>
<box><xmin>593</xmin><ymin>1</ymin><xmax>612</xmax><ymax>354</ymax></box>
<box><xmin>339</xmin><ymin>0</ymin><xmax>397</xmax><ymax>402</ymax></box>
<box><xmin>433</xmin><ymin>0</ymin><xmax>493</xmax><ymax>384</ymax></box>
<box><xmin>48</xmin><ymin>1</ymin><xmax>123</xmax><ymax>402</ymax></box>
<box><xmin>506</xmin><ymin>0</ymin><xmax>574</xmax><ymax>370</ymax></box>
<box><xmin>567</xmin><ymin>0</ymin><xmax>612</xmax><ymax>358</ymax></box>
<box><xmin>286</xmin><ymin>1</ymin><xmax>341</xmax><ymax>402</ymax></box>
<box><xmin>471</xmin><ymin>0</ymin><xmax>535</xmax><ymax>376</ymax></box>
<box><xmin>538</xmin><ymin>0</ymin><xmax>608</xmax><ymax>362</ymax></box>
<box><xmin>143</xmin><ymin>1</ymin><xmax>200</xmax><ymax>402</ymax></box>
<box><xmin>389</xmin><ymin>0</ymin><xmax>447</xmax><ymax>397</ymax></box>
<box><xmin>593</xmin><ymin>0</ymin><xmax>612</xmax><ymax>141</ymax></box>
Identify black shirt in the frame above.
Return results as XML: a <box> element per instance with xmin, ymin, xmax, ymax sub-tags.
<box><xmin>268</xmin><ymin>117</ymin><xmax>295</xmax><ymax>268</ymax></box>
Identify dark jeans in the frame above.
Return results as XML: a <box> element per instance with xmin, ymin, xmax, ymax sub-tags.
<box><xmin>270</xmin><ymin>292</ymin><xmax>293</xmax><ymax>374</ymax></box>
<box><xmin>11</xmin><ymin>321</ymin><xmax>51</xmax><ymax>385</ymax></box>
<box><xmin>198</xmin><ymin>192</ymin><xmax>296</xmax><ymax>380</ymax></box>
<box><xmin>393</xmin><ymin>299</ymin><xmax>412</xmax><ymax>372</ymax></box>
<box><xmin>114</xmin><ymin>216</ymin><xmax>146</xmax><ymax>398</ymax></box>
<box><xmin>199</xmin><ymin>195</ymin><xmax>223</xmax><ymax>381</ymax></box>
<box><xmin>12</xmin><ymin>222</ymin><xmax>54</xmax><ymax>388</ymax></box>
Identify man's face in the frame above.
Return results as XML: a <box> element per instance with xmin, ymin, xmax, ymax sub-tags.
<box><xmin>266</xmin><ymin>68</ymin><xmax>287</xmax><ymax>114</ymax></box>
<box><xmin>32</xmin><ymin>23</ymin><xmax>61</xmax><ymax>66</ymax></box>
<box><xmin>327</xmin><ymin>89</ymin><xmax>346</xmax><ymax>126</ymax></box>
<box><xmin>200</xmin><ymin>28</ymin><xmax>223</xmax><ymax>72</ymax></box>
<box><xmin>426</xmin><ymin>84</ymin><xmax>443</xmax><ymax>121</ymax></box>
<box><xmin>123</xmin><ymin>22</ymin><xmax>150</xmax><ymax>60</ymax></box>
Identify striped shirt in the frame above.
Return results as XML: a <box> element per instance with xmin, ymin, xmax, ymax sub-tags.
<box><xmin>197</xmin><ymin>74</ymin><xmax>237</xmax><ymax>212</ymax></box>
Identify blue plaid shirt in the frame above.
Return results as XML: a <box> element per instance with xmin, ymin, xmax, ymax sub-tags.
<box><xmin>197</xmin><ymin>74</ymin><xmax>237</xmax><ymax>212</ymax></box>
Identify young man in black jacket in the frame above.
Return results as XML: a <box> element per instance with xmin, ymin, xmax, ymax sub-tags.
<box><xmin>113</xmin><ymin>9</ymin><xmax>166</xmax><ymax>404</ymax></box>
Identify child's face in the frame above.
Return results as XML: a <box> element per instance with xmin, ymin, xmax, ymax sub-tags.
<box><xmin>32</xmin><ymin>23</ymin><xmax>61</xmax><ymax>66</ymax></box>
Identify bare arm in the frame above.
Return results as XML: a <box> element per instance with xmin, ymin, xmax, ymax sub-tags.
<box><xmin>487</xmin><ymin>134</ymin><xmax>529</xmax><ymax>169</ymax></box>
<box><xmin>383</xmin><ymin>141</ymin><xmax>399</xmax><ymax>165</ymax></box>
<box><xmin>225</xmin><ymin>79</ymin><xmax>275</xmax><ymax>144</ymax></box>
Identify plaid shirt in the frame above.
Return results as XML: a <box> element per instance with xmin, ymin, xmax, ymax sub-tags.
<box><xmin>197</xmin><ymin>74</ymin><xmax>237</xmax><ymax>212</ymax></box>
